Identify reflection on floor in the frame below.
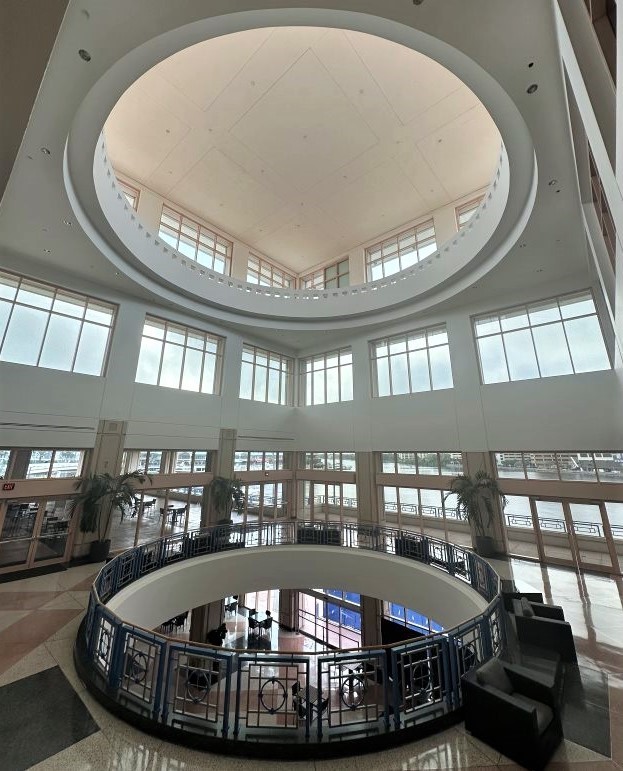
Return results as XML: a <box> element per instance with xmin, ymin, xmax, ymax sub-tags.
<box><xmin>0</xmin><ymin>557</ymin><xmax>621</xmax><ymax>768</ymax></box>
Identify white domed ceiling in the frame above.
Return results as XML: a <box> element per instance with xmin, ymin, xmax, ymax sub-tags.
<box><xmin>104</xmin><ymin>27</ymin><xmax>501</xmax><ymax>273</ymax></box>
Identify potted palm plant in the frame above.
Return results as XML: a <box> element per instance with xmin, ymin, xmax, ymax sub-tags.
<box><xmin>445</xmin><ymin>470</ymin><xmax>506</xmax><ymax>557</ymax></box>
<box><xmin>71</xmin><ymin>470</ymin><xmax>150</xmax><ymax>561</ymax></box>
<box><xmin>208</xmin><ymin>476</ymin><xmax>245</xmax><ymax>523</ymax></box>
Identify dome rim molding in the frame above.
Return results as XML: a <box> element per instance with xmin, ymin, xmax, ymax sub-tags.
<box><xmin>63</xmin><ymin>5</ymin><xmax>537</xmax><ymax>331</ymax></box>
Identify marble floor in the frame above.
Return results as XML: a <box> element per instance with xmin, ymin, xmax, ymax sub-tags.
<box><xmin>0</xmin><ymin>558</ymin><xmax>621</xmax><ymax>770</ymax></box>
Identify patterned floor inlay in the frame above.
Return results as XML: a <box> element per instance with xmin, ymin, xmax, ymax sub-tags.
<box><xmin>0</xmin><ymin>665</ymin><xmax>99</xmax><ymax>771</ymax></box>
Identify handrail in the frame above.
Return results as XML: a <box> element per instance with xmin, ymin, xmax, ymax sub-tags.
<box><xmin>80</xmin><ymin>519</ymin><xmax>502</xmax><ymax>749</ymax></box>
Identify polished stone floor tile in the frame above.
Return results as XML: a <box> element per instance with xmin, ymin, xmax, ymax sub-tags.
<box><xmin>0</xmin><ymin>665</ymin><xmax>99</xmax><ymax>770</ymax></box>
<box><xmin>0</xmin><ymin>590</ymin><xmax>64</xmax><ymax>609</ymax></box>
<box><xmin>0</xmin><ymin>640</ymin><xmax>57</xmax><ymax>687</ymax></box>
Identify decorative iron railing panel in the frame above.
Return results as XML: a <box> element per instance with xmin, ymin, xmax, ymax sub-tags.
<box><xmin>82</xmin><ymin>520</ymin><xmax>501</xmax><ymax>747</ymax></box>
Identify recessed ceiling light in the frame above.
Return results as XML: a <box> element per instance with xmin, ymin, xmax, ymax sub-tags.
<box><xmin>63</xmin><ymin>219</ymin><xmax>72</xmax><ymax>226</ymax></box>
<box><xmin>527</xmin><ymin>83</ymin><xmax>538</xmax><ymax>94</ymax></box>
<box><xmin>528</xmin><ymin>61</ymin><xmax>535</xmax><ymax>68</ymax></box>
<box><xmin>40</xmin><ymin>147</ymin><xmax>51</xmax><ymax>155</ymax></box>
<box><xmin>556</xmin><ymin>189</ymin><xmax>561</xmax><ymax>193</ymax></box>
<box><xmin>43</xmin><ymin>248</ymin><xmax>51</xmax><ymax>254</ymax></box>
<box><xmin>78</xmin><ymin>49</ymin><xmax>91</xmax><ymax>62</ymax></box>
<box><xmin>519</xmin><ymin>243</ymin><xmax>527</xmax><ymax>248</ymax></box>
<box><xmin>536</xmin><ymin>268</ymin><xmax>544</xmax><ymax>273</ymax></box>
<box><xmin>548</xmin><ymin>179</ymin><xmax>558</xmax><ymax>186</ymax></box>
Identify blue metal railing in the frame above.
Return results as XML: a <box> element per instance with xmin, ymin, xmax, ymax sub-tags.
<box><xmin>81</xmin><ymin>520</ymin><xmax>501</xmax><ymax>746</ymax></box>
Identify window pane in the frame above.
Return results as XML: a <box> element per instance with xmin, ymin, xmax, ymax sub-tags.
<box><xmin>559</xmin><ymin>292</ymin><xmax>595</xmax><ymax>319</ymax></box>
<box><xmin>253</xmin><ymin>364</ymin><xmax>267</xmax><ymax>401</ymax></box>
<box><xmin>341</xmin><ymin>364</ymin><xmax>353</xmax><ymax>400</ymax></box>
<box><xmin>313</xmin><ymin>370</ymin><xmax>325</xmax><ymax>404</ymax></box>
<box><xmin>267</xmin><ymin>368</ymin><xmax>280</xmax><ymax>403</ymax></box>
<box><xmin>17</xmin><ymin>281</ymin><xmax>54</xmax><ymax>309</ymax></box>
<box><xmin>390</xmin><ymin>353</ymin><xmax>409</xmax><ymax>394</ymax></box>
<box><xmin>429</xmin><ymin>345</ymin><xmax>453</xmax><ymax>389</ymax></box>
<box><xmin>326</xmin><ymin>368</ymin><xmax>339</xmax><ymax>403</ymax></box>
<box><xmin>160</xmin><ymin>343</ymin><xmax>183</xmax><ymax>387</ymax></box>
<box><xmin>531</xmin><ymin>324</ymin><xmax>573</xmax><ymax>377</ymax></box>
<box><xmin>477</xmin><ymin>335</ymin><xmax>508</xmax><ymax>383</ymax></box>
<box><xmin>201</xmin><ymin>354</ymin><xmax>217</xmax><ymax>394</ymax></box>
<box><xmin>240</xmin><ymin>361</ymin><xmax>253</xmax><ymax>399</ymax></box>
<box><xmin>181</xmin><ymin>347</ymin><xmax>202</xmax><ymax>391</ymax></box>
<box><xmin>376</xmin><ymin>357</ymin><xmax>390</xmax><ymax>397</ymax></box>
<box><xmin>503</xmin><ymin>329</ymin><xmax>539</xmax><ymax>380</ymax></box>
<box><xmin>0</xmin><ymin>301</ymin><xmax>12</xmax><ymax>343</ymax></box>
<box><xmin>564</xmin><ymin>316</ymin><xmax>610</xmax><ymax>372</ymax></box>
<box><xmin>74</xmin><ymin>323</ymin><xmax>109</xmax><ymax>375</ymax></box>
<box><xmin>1</xmin><ymin>305</ymin><xmax>47</xmax><ymax>365</ymax></box>
<box><xmin>136</xmin><ymin>338</ymin><xmax>162</xmax><ymax>384</ymax></box>
<box><xmin>408</xmin><ymin>349</ymin><xmax>430</xmax><ymax>392</ymax></box>
<box><xmin>53</xmin><ymin>292</ymin><xmax>85</xmax><ymax>318</ymax></box>
<box><xmin>39</xmin><ymin>315</ymin><xmax>81</xmax><ymax>371</ymax></box>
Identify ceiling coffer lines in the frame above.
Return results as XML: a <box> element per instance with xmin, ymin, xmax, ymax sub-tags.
<box><xmin>105</xmin><ymin>27</ymin><xmax>501</xmax><ymax>275</ymax></box>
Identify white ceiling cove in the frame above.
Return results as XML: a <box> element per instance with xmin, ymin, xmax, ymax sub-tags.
<box><xmin>105</xmin><ymin>27</ymin><xmax>501</xmax><ymax>272</ymax></box>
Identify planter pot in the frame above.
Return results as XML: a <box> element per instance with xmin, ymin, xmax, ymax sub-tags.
<box><xmin>89</xmin><ymin>539</ymin><xmax>111</xmax><ymax>562</ymax></box>
<box><xmin>474</xmin><ymin>535</ymin><xmax>496</xmax><ymax>558</ymax></box>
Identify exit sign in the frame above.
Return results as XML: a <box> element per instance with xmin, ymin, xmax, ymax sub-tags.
<box><xmin>2</xmin><ymin>483</ymin><xmax>15</xmax><ymax>491</ymax></box>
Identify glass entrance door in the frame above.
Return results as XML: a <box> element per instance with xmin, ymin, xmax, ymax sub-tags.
<box><xmin>566</xmin><ymin>500</ymin><xmax>617</xmax><ymax>573</ymax></box>
<box><xmin>0</xmin><ymin>497</ymin><xmax>75</xmax><ymax>573</ymax></box>
<box><xmin>531</xmin><ymin>499</ymin><xmax>574</xmax><ymax>566</ymax></box>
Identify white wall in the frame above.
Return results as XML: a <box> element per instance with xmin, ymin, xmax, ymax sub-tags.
<box><xmin>0</xmin><ymin>261</ymin><xmax>621</xmax><ymax>454</ymax></box>
<box><xmin>106</xmin><ymin>545</ymin><xmax>488</xmax><ymax>630</ymax></box>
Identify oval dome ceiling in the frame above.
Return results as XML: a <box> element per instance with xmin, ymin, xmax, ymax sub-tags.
<box><xmin>104</xmin><ymin>27</ymin><xmax>501</xmax><ymax>275</ymax></box>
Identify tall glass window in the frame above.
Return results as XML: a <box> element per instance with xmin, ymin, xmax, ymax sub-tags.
<box><xmin>494</xmin><ymin>450</ymin><xmax>623</xmax><ymax>483</ymax></box>
<box><xmin>366</xmin><ymin>220</ymin><xmax>436</xmax><ymax>281</ymax></box>
<box><xmin>301</xmin><ymin>452</ymin><xmax>356</xmax><ymax>471</ymax></box>
<box><xmin>299</xmin><ymin>348</ymin><xmax>353</xmax><ymax>405</ymax></box>
<box><xmin>456</xmin><ymin>196</ymin><xmax>484</xmax><ymax>230</ymax></box>
<box><xmin>474</xmin><ymin>290</ymin><xmax>611</xmax><ymax>384</ymax></box>
<box><xmin>371</xmin><ymin>325</ymin><xmax>453</xmax><ymax>397</ymax></box>
<box><xmin>300</xmin><ymin>258</ymin><xmax>349</xmax><ymax>290</ymax></box>
<box><xmin>247</xmin><ymin>254</ymin><xmax>295</xmax><ymax>288</ymax></box>
<box><xmin>21</xmin><ymin>449</ymin><xmax>86</xmax><ymax>479</ymax></box>
<box><xmin>234</xmin><ymin>451</ymin><xmax>286</xmax><ymax>471</ymax></box>
<box><xmin>158</xmin><ymin>205</ymin><xmax>232</xmax><ymax>275</ymax></box>
<box><xmin>0</xmin><ymin>271</ymin><xmax>115</xmax><ymax>375</ymax></box>
<box><xmin>117</xmin><ymin>179</ymin><xmax>140</xmax><ymax>210</ymax></box>
<box><xmin>240</xmin><ymin>344</ymin><xmax>293</xmax><ymax>405</ymax></box>
<box><xmin>135</xmin><ymin>315</ymin><xmax>224</xmax><ymax>394</ymax></box>
<box><xmin>381</xmin><ymin>452</ymin><xmax>463</xmax><ymax>475</ymax></box>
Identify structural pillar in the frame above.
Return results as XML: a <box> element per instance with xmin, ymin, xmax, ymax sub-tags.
<box><xmin>201</xmin><ymin>428</ymin><xmax>237</xmax><ymax>526</ymax></box>
<box><xmin>355</xmin><ymin>452</ymin><xmax>379</xmax><ymax>524</ymax></box>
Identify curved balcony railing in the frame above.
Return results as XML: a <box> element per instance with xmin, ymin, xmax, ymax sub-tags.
<box><xmin>78</xmin><ymin>520</ymin><xmax>502</xmax><ymax>754</ymax></box>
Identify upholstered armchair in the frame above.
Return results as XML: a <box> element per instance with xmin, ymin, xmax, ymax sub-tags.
<box><xmin>462</xmin><ymin>658</ymin><xmax>563</xmax><ymax>771</ymax></box>
<box><xmin>512</xmin><ymin>597</ymin><xmax>577</xmax><ymax>663</ymax></box>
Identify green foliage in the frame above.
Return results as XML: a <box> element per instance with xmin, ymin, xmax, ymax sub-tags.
<box><xmin>444</xmin><ymin>470</ymin><xmax>506</xmax><ymax>538</ymax></box>
<box><xmin>71</xmin><ymin>470</ymin><xmax>150</xmax><ymax>540</ymax></box>
<box><xmin>208</xmin><ymin>476</ymin><xmax>245</xmax><ymax>522</ymax></box>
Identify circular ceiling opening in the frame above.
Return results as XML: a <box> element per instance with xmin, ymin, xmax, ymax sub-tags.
<box><xmin>103</xmin><ymin>27</ymin><xmax>502</xmax><ymax>277</ymax></box>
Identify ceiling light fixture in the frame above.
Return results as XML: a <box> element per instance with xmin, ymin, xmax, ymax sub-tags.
<box><xmin>527</xmin><ymin>83</ymin><xmax>538</xmax><ymax>94</ymax></box>
<box><xmin>43</xmin><ymin>248</ymin><xmax>51</xmax><ymax>254</ymax></box>
<box><xmin>63</xmin><ymin>219</ymin><xmax>72</xmax><ymax>226</ymax></box>
<box><xmin>548</xmin><ymin>179</ymin><xmax>558</xmax><ymax>186</ymax></box>
<box><xmin>78</xmin><ymin>49</ymin><xmax>91</xmax><ymax>62</ymax></box>
<box><xmin>40</xmin><ymin>147</ymin><xmax>51</xmax><ymax>155</ymax></box>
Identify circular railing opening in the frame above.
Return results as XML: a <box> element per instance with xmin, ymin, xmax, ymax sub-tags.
<box><xmin>75</xmin><ymin>520</ymin><xmax>502</xmax><ymax>758</ymax></box>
